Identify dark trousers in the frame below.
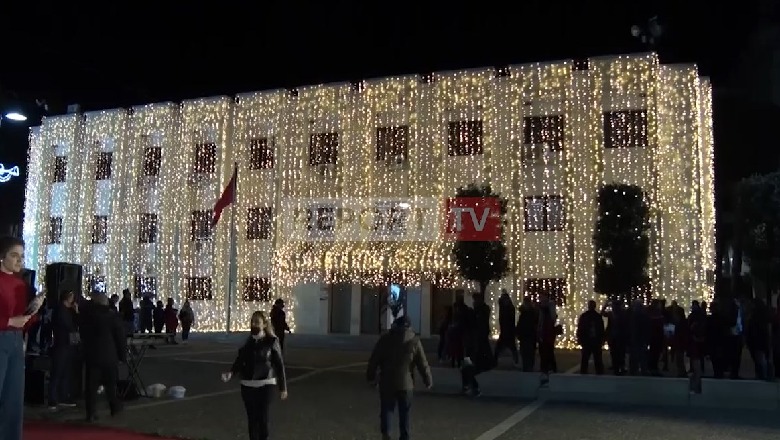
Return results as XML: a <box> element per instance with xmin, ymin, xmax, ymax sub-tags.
<box><xmin>182</xmin><ymin>324</ymin><xmax>191</xmax><ymax>341</ymax></box>
<box><xmin>519</xmin><ymin>339</ymin><xmax>536</xmax><ymax>371</ymax></box>
<box><xmin>437</xmin><ymin>333</ymin><xmax>446</xmax><ymax>360</ymax></box>
<box><xmin>539</xmin><ymin>342</ymin><xmax>556</xmax><ymax>373</ymax></box>
<box><xmin>461</xmin><ymin>364</ymin><xmax>480</xmax><ymax>392</ymax></box>
<box><xmin>0</xmin><ymin>331</ymin><xmax>25</xmax><ymax>440</ymax></box>
<box><xmin>241</xmin><ymin>385</ymin><xmax>272</xmax><ymax>440</ymax></box>
<box><xmin>154</xmin><ymin>323</ymin><xmax>164</xmax><ymax>334</ymax></box>
<box><xmin>380</xmin><ymin>390</ymin><xmax>412</xmax><ymax>440</ymax></box>
<box><xmin>728</xmin><ymin>335</ymin><xmax>743</xmax><ymax>378</ymax></box>
<box><xmin>84</xmin><ymin>362</ymin><xmax>120</xmax><ymax>418</ymax></box>
<box><xmin>494</xmin><ymin>335</ymin><xmax>519</xmax><ymax>364</ymax></box>
<box><xmin>580</xmin><ymin>343</ymin><xmax>604</xmax><ymax>374</ymax></box>
<box><xmin>648</xmin><ymin>342</ymin><xmax>662</xmax><ymax>373</ymax></box>
<box><xmin>277</xmin><ymin>333</ymin><xmax>285</xmax><ymax>352</ymax></box>
<box><xmin>48</xmin><ymin>346</ymin><xmax>74</xmax><ymax>405</ymax></box>
<box><xmin>629</xmin><ymin>344</ymin><xmax>647</xmax><ymax>375</ymax></box>
<box><xmin>608</xmin><ymin>341</ymin><xmax>626</xmax><ymax>374</ymax></box>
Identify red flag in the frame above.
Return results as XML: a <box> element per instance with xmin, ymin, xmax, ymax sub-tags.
<box><xmin>212</xmin><ymin>164</ymin><xmax>237</xmax><ymax>227</ymax></box>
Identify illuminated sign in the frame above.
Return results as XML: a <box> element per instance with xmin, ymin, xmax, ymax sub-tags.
<box><xmin>0</xmin><ymin>164</ymin><xmax>20</xmax><ymax>183</ymax></box>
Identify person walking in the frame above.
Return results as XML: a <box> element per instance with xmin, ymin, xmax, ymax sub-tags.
<box><xmin>178</xmin><ymin>300</ymin><xmax>194</xmax><ymax>343</ymax></box>
<box><xmin>222</xmin><ymin>311</ymin><xmax>287</xmax><ymax>440</ymax></box>
<box><xmin>366</xmin><ymin>316</ymin><xmax>433</xmax><ymax>440</ymax></box>
<box><xmin>0</xmin><ymin>236</ymin><xmax>44</xmax><ymax>440</ymax></box>
<box><xmin>79</xmin><ymin>293</ymin><xmax>126</xmax><ymax>422</ymax></box>
<box><xmin>270</xmin><ymin>299</ymin><xmax>291</xmax><ymax>351</ymax></box>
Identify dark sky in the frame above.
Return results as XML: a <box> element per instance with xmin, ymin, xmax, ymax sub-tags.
<box><xmin>0</xmin><ymin>1</ymin><xmax>764</xmax><ymax>227</ymax></box>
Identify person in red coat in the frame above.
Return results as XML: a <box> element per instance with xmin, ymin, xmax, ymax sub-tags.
<box><xmin>0</xmin><ymin>236</ymin><xmax>44</xmax><ymax>440</ymax></box>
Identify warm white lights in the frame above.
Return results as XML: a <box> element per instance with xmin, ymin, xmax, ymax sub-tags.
<box><xmin>22</xmin><ymin>53</ymin><xmax>715</xmax><ymax>345</ymax></box>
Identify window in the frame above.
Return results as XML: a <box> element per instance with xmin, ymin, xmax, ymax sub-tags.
<box><xmin>48</xmin><ymin>217</ymin><xmax>63</xmax><ymax>244</ymax></box>
<box><xmin>376</xmin><ymin>126</ymin><xmax>409</xmax><ymax>161</ymax></box>
<box><xmin>85</xmin><ymin>275</ymin><xmax>106</xmax><ymax>296</ymax></box>
<box><xmin>522</xmin><ymin>115</ymin><xmax>564</xmax><ymax>161</ymax></box>
<box><xmin>242</xmin><ymin>277</ymin><xmax>271</xmax><ymax>302</ymax></box>
<box><xmin>307</xmin><ymin>206</ymin><xmax>335</xmax><ymax>234</ymax></box>
<box><xmin>143</xmin><ymin>147</ymin><xmax>162</xmax><ymax>176</ymax></box>
<box><xmin>524</xmin><ymin>196</ymin><xmax>565</xmax><ymax>231</ymax></box>
<box><xmin>372</xmin><ymin>202</ymin><xmax>410</xmax><ymax>236</ymax></box>
<box><xmin>139</xmin><ymin>213</ymin><xmax>158</xmax><ymax>244</ymax></box>
<box><xmin>134</xmin><ymin>276</ymin><xmax>158</xmax><ymax>299</ymax></box>
<box><xmin>247</xmin><ymin>207</ymin><xmax>272</xmax><ymax>240</ymax></box>
<box><xmin>524</xmin><ymin>278</ymin><xmax>567</xmax><ymax>306</ymax></box>
<box><xmin>186</xmin><ymin>277</ymin><xmax>213</xmax><ymax>300</ymax></box>
<box><xmin>603</xmin><ymin>110</ymin><xmax>648</xmax><ymax>149</ymax></box>
<box><xmin>53</xmin><ymin>156</ymin><xmax>67</xmax><ymax>183</ymax></box>
<box><xmin>91</xmin><ymin>215</ymin><xmax>108</xmax><ymax>244</ymax></box>
<box><xmin>190</xmin><ymin>210</ymin><xmax>213</xmax><ymax>241</ymax></box>
<box><xmin>193</xmin><ymin>143</ymin><xmax>217</xmax><ymax>174</ymax></box>
<box><xmin>249</xmin><ymin>138</ymin><xmax>274</xmax><ymax>170</ymax></box>
<box><xmin>309</xmin><ymin>133</ymin><xmax>338</xmax><ymax>166</ymax></box>
<box><xmin>95</xmin><ymin>152</ymin><xmax>113</xmax><ymax>180</ymax></box>
<box><xmin>447</xmin><ymin>120</ymin><xmax>483</xmax><ymax>156</ymax></box>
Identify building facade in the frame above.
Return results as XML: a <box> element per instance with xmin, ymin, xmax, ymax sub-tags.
<box><xmin>23</xmin><ymin>53</ymin><xmax>715</xmax><ymax>347</ymax></box>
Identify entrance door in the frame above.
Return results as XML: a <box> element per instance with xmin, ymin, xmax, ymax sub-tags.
<box><xmin>430</xmin><ymin>287</ymin><xmax>457</xmax><ymax>335</ymax></box>
<box><xmin>360</xmin><ymin>286</ymin><xmax>383</xmax><ymax>334</ymax></box>
<box><xmin>329</xmin><ymin>283</ymin><xmax>351</xmax><ymax>334</ymax></box>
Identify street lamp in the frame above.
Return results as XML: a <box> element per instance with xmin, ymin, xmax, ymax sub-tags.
<box><xmin>4</xmin><ymin>112</ymin><xmax>27</xmax><ymax>122</ymax></box>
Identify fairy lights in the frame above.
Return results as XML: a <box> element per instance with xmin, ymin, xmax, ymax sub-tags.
<box><xmin>23</xmin><ymin>53</ymin><xmax>715</xmax><ymax>344</ymax></box>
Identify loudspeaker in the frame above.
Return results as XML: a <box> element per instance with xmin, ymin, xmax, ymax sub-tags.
<box><xmin>20</xmin><ymin>269</ymin><xmax>36</xmax><ymax>301</ymax></box>
<box><xmin>45</xmin><ymin>263</ymin><xmax>83</xmax><ymax>305</ymax></box>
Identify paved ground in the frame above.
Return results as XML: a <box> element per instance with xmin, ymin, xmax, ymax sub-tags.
<box><xmin>25</xmin><ymin>336</ymin><xmax>780</xmax><ymax>440</ymax></box>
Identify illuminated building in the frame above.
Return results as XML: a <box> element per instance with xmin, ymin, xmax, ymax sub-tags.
<box><xmin>22</xmin><ymin>53</ymin><xmax>715</xmax><ymax>347</ymax></box>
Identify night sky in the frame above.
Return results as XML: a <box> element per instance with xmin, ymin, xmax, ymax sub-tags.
<box><xmin>0</xmin><ymin>1</ymin><xmax>769</xmax><ymax>229</ymax></box>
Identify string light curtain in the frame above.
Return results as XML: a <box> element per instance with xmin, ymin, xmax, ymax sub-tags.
<box><xmin>24</xmin><ymin>54</ymin><xmax>715</xmax><ymax>344</ymax></box>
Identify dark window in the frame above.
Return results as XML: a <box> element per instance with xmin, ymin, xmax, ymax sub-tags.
<box><xmin>193</xmin><ymin>143</ymin><xmax>217</xmax><ymax>174</ymax></box>
<box><xmin>523</xmin><ymin>278</ymin><xmax>567</xmax><ymax>306</ymax></box>
<box><xmin>524</xmin><ymin>196</ymin><xmax>565</xmax><ymax>231</ymax></box>
<box><xmin>190</xmin><ymin>210</ymin><xmax>213</xmax><ymax>241</ymax></box>
<box><xmin>249</xmin><ymin>138</ymin><xmax>274</xmax><ymax>170</ymax></box>
<box><xmin>95</xmin><ymin>152</ymin><xmax>113</xmax><ymax>180</ymax></box>
<box><xmin>447</xmin><ymin>121</ymin><xmax>483</xmax><ymax>156</ymax></box>
<box><xmin>85</xmin><ymin>275</ymin><xmax>106</xmax><ymax>296</ymax></box>
<box><xmin>139</xmin><ymin>213</ymin><xmax>158</xmax><ymax>244</ymax></box>
<box><xmin>53</xmin><ymin>156</ymin><xmax>67</xmax><ymax>183</ymax></box>
<box><xmin>522</xmin><ymin>115</ymin><xmax>565</xmax><ymax>155</ymax></box>
<box><xmin>143</xmin><ymin>147</ymin><xmax>162</xmax><ymax>176</ymax></box>
<box><xmin>376</xmin><ymin>126</ymin><xmax>409</xmax><ymax>161</ymax></box>
<box><xmin>309</xmin><ymin>133</ymin><xmax>338</xmax><ymax>165</ymax></box>
<box><xmin>242</xmin><ymin>277</ymin><xmax>271</xmax><ymax>302</ymax></box>
<box><xmin>603</xmin><ymin>110</ymin><xmax>648</xmax><ymax>148</ymax></box>
<box><xmin>134</xmin><ymin>276</ymin><xmax>158</xmax><ymax>299</ymax></box>
<box><xmin>247</xmin><ymin>207</ymin><xmax>273</xmax><ymax>240</ymax></box>
<box><xmin>186</xmin><ymin>277</ymin><xmax>213</xmax><ymax>300</ymax></box>
<box><xmin>307</xmin><ymin>207</ymin><xmax>335</xmax><ymax>232</ymax></box>
<box><xmin>48</xmin><ymin>217</ymin><xmax>63</xmax><ymax>244</ymax></box>
<box><xmin>92</xmin><ymin>215</ymin><xmax>108</xmax><ymax>244</ymax></box>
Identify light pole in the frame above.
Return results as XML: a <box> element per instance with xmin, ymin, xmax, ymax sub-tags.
<box><xmin>0</xmin><ymin>111</ymin><xmax>28</xmax><ymax>128</ymax></box>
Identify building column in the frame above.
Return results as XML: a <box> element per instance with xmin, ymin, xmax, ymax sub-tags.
<box><xmin>420</xmin><ymin>281</ymin><xmax>431</xmax><ymax>338</ymax></box>
<box><xmin>350</xmin><ymin>283</ymin><xmax>361</xmax><ymax>335</ymax></box>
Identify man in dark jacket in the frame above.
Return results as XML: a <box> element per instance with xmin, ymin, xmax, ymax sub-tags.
<box><xmin>270</xmin><ymin>299</ymin><xmax>291</xmax><ymax>351</ymax></box>
<box><xmin>493</xmin><ymin>291</ymin><xmax>518</xmax><ymax>366</ymax></box>
<box><xmin>118</xmin><ymin>289</ymin><xmax>135</xmax><ymax>335</ymax></box>
<box><xmin>79</xmin><ymin>293</ymin><xmax>127</xmax><ymax>421</ymax></box>
<box><xmin>367</xmin><ymin>316</ymin><xmax>432</xmax><ymax>440</ymax></box>
<box><xmin>577</xmin><ymin>300</ymin><xmax>605</xmax><ymax>374</ymax></box>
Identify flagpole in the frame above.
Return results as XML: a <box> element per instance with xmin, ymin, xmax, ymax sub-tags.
<box><xmin>226</xmin><ymin>163</ymin><xmax>238</xmax><ymax>333</ymax></box>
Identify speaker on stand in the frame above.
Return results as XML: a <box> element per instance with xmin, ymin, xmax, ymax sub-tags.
<box><xmin>45</xmin><ymin>263</ymin><xmax>83</xmax><ymax>304</ymax></box>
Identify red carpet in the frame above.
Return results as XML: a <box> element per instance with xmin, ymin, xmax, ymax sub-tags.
<box><xmin>24</xmin><ymin>421</ymin><xmax>183</xmax><ymax>440</ymax></box>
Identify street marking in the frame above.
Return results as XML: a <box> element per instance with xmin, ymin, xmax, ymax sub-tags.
<box><xmin>473</xmin><ymin>399</ymin><xmax>545</xmax><ymax>440</ymax></box>
<box><xmin>145</xmin><ymin>349</ymin><xmax>235</xmax><ymax>358</ymax></box>
<box><xmin>117</xmin><ymin>361</ymin><xmax>368</xmax><ymax>411</ymax></box>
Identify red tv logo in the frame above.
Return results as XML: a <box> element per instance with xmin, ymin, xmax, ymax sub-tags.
<box><xmin>444</xmin><ymin>197</ymin><xmax>501</xmax><ymax>241</ymax></box>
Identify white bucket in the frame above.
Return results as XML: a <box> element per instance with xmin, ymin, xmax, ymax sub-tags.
<box><xmin>168</xmin><ymin>386</ymin><xmax>186</xmax><ymax>399</ymax></box>
<box><xmin>146</xmin><ymin>383</ymin><xmax>167</xmax><ymax>398</ymax></box>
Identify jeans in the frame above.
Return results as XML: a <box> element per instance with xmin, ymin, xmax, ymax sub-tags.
<box><xmin>241</xmin><ymin>385</ymin><xmax>272</xmax><ymax>440</ymax></box>
<box><xmin>48</xmin><ymin>345</ymin><xmax>74</xmax><ymax>405</ymax></box>
<box><xmin>0</xmin><ymin>331</ymin><xmax>25</xmax><ymax>440</ymax></box>
<box><xmin>380</xmin><ymin>390</ymin><xmax>412</xmax><ymax>440</ymax></box>
<box><xmin>182</xmin><ymin>324</ymin><xmax>191</xmax><ymax>341</ymax></box>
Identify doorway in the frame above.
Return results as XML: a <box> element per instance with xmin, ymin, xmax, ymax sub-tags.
<box><xmin>360</xmin><ymin>285</ymin><xmax>384</xmax><ymax>334</ymax></box>
<box><xmin>329</xmin><ymin>283</ymin><xmax>351</xmax><ymax>334</ymax></box>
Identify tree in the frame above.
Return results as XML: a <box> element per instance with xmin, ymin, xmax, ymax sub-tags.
<box><xmin>451</xmin><ymin>183</ymin><xmax>510</xmax><ymax>297</ymax></box>
<box><xmin>593</xmin><ymin>183</ymin><xmax>651</xmax><ymax>303</ymax></box>
<box><xmin>735</xmin><ymin>171</ymin><xmax>780</xmax><ymax>302</ymax></box>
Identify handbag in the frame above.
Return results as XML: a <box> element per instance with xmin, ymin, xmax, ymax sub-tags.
<box><xmin>68</xmin><ymin>331</ymin><xmax>81</xmax><ymax>345</ymax></box>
